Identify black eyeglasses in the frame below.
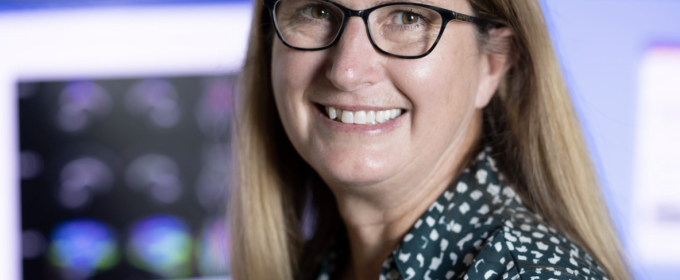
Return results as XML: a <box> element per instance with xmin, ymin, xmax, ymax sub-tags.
<box><xmin>264</xmin><ymin>0</ymin><xmax>501</xmax><ymax>59</ymax></box>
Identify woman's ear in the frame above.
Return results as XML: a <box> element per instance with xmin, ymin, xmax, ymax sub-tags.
<box><xmin>475</xmin><ymin>27</ymin><xmax>514</xmax><ymax>109</ymax></box>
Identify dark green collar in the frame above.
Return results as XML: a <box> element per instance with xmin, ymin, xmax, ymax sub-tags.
<box><xmin>316</xmin><ymin>148</ymin><xmax>524</xmax><ymax>280</ymax></box>
<box><xmin>315</xmin><ymin>148</ymin><xmax>611</xmax><ymax>280</ymax></box>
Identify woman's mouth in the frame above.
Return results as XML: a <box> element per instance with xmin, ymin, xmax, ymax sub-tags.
<box><xmin>322</xmin><ymin>105</ymin><xmax>403</xmax><ymax>125</ymax></box>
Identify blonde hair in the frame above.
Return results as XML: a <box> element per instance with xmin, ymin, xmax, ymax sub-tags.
<box><xmin>229</xmin><ymin>0</ymin><xmax>632</xmax><ymax>279</ymax></box>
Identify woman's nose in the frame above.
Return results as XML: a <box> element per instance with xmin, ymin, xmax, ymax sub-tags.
<box><xmin>326</xmin><ymin>17</ymin><xmax>384</xmax><ymax>92</ymax></box>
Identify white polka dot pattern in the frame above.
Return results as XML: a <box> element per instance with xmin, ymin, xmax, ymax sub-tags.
<box><xmin>315</xmin><ymin>148</ymin><xmax>610</xmax><ymax>280</ymax></box>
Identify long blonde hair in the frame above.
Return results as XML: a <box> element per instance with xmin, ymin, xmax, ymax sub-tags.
<box><xmin>229</xmin><ymin>0</ymin><xmax>631</xmax><ymax>279</ymax></box>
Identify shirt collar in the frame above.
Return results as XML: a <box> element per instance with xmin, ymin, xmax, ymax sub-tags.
<box><xmin>317</xmin><ymin>147</ymin><xmax>523</xmax><ymax>280</ymax></box>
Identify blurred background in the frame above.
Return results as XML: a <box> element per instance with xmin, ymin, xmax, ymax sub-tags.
<box><xmin>0</xmin><ymin>0</ymin><xmax>678</xmax><ymax>279</ymax></box>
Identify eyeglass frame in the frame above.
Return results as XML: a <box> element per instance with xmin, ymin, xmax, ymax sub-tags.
<box><xmin>263</xmin><ymin>0</ymin><xmax>503</xmax><ymax>59</ymax></box>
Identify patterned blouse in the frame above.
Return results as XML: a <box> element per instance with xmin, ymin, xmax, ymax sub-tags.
<box><xmin>315</xmin><ymin>148</ymin><xmax>611</xmax><ymax>280</ymax></box>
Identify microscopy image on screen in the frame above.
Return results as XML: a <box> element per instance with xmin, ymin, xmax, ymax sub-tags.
<box><xmin>18</xmin><ymin>75</ymin><xmax>235</xmax><ymax>280</ymax></box>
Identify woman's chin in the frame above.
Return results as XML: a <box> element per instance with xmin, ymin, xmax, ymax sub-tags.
<box><xmin>312</xmin><ymin>156</ymin><xmax>399</xmax><ymax>188</ymax></box>
<box><xmin>300</xmin><ymin>132</ymin><xmax>411</xmax><ymax>188</ymax></box>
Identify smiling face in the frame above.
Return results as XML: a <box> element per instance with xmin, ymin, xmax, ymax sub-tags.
<box><xmin>271</xmin><ymin>0</ymin><xmax>503</xmax><ymax>188</ymax></box>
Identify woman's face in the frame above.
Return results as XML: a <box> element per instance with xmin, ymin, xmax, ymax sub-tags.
<box><xmin>271</xmin><ymin>0</ymin><xmax>501</xmax><ymax>187</ymax></box>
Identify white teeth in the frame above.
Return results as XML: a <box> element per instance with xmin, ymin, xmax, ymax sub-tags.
<box><xmin>329</xmin><ymin>107</ymin><xmax>337</xmax><ymax>120</ymax></box>
<box><xmin>326</xmin><ymin>106</ymin><xmax>401</xmax><ymax>125</ymax></box>
<box><xmin>354</xmin><ymin>111</ymin><xmax>366</xmax><ymax>124</ymax></box>
<box><xmin>376</xmin><ymin>111</ymin><xmax>384</xmax><ymax>123</ymax></box>
<box><xmin>366</xmin><ymin>111</ymin><xmax>375</xmax><ymax>124</ymax></box>
<box><xmin>341</xmin><ymin>110</ymin><xmax>354</xmax><ymax>123</ymax></box>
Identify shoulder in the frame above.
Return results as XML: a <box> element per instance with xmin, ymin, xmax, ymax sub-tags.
<box><xmin>463</xmin><ymin>209</ymin><xmax>610</xmax><ymax>280</ymax></box>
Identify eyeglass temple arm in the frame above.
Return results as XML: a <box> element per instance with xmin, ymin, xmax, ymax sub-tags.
<box><xmin>453</xmin><ymin>12</ymin><xmax>503</xmax><ymax>28</ymax></box>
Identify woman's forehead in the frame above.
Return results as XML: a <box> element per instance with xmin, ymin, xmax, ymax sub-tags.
<box><xmin>331</xmin><ymin>0</ymin><xmax>463</xmax><ymax>11</ymax></box>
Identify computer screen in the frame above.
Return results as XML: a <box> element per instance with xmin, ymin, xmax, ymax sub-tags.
<box><xmin>19</xmin><ymin>75</ymin><xmax>235</xmax><ymax>280</ymax></box>
<box><xmin>1</xmin><ymin>2</ymin><xmax>250</xmax><ymax>279</ymax></box>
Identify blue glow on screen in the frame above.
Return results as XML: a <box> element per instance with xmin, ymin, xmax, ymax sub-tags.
<box><xmin>127</xmin><ymin>214</ymin><xmax>193</xmax><ymax>278</ymax></box>
<box><xmin>48</xmin><ymin>219</ymin><xmax>119</xmax><ymax>279</ymax></box>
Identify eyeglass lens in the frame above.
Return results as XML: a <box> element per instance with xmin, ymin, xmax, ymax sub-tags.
<box><xmin>274</xmin><ymin>0</ymin><xmax>444</xmax><ymax>57</ymax></box>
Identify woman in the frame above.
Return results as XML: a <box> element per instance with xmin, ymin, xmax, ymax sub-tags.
<box><xmin>230</xmin><ymin>0</ymin><xmax>632</xmax><ymax>279</ymax></box>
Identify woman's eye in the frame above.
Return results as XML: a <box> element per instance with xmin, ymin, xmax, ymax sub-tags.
<box><xmin>305</xmin><ymin>5</ymin><xmax>329</xmax><ymax>19</ymax></box>
<box><xmin>395</xmin><ymin>11</ymin><xmax>420</xmax><ymax>24</ymax></box>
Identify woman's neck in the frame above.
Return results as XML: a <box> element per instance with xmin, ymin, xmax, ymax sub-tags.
<box><xmin>329</xmin><ymin>112</ymin><xmax>482</xmax><ymax>280</ymax></box>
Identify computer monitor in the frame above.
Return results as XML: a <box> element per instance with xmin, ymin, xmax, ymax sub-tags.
<box><xmin>1</xmin><ymin>3</ymin><xmax>251</xmax><ymax>279</ymax></box>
